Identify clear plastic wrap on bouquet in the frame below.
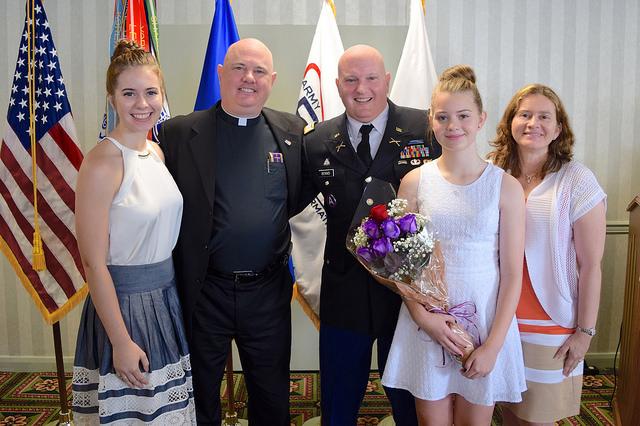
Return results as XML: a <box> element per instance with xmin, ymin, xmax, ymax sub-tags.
<box><xmin>346</xmin><ymin>198</ymin><xmax>478</xmax><ymax>364</ymax></box>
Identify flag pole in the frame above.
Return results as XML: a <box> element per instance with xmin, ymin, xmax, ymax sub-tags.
<box><xmin>53</xmin><ymin>322</ymin><xmax>73</xmax><ymax>425</ymax></box>
<box><xmin>223</xmin><ymin>344</ymin><xmax>248</xmax><ymax>426</ymax></box>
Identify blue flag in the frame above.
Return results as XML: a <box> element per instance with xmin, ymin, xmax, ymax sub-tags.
<box><xmin>194</xmin><ymin>0</ymin><xmax>240</xmax><ymax>111</ymax></box>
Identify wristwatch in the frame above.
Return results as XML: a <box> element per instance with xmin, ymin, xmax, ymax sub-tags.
<box><xmin>578</xmin><ymin>326</ymin><xmax>596</xmax><ymax>337</ymax></box>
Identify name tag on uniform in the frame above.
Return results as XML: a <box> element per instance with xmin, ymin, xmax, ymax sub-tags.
<box><xmin>318</xmin><ymin>168</ymin><xmax>335</xmax><ymax>178</ymax></box>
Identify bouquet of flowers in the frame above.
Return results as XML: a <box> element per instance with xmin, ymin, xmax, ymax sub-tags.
<box><xmin>347</xmin><ymin>198</ymin><xmax>478</xmax><ymax>364</ymax></box>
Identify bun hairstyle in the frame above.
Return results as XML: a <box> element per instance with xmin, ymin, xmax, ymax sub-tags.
<box><xmin>106</xmin><ymin>39</ymin><xmax>164</xmax><ymax>96</ymax></box>
<box><xmin>431</xmin><ymin>64</ymin><xmax>483</xmax><ymax>113</ymax></box>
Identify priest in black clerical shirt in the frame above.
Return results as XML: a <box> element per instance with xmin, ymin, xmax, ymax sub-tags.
<box><xmin>158</xmin><ymin>38</ymin><xmax>305</xmax><ymax>426</ymax></box>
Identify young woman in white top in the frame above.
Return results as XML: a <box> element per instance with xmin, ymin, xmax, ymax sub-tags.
<box><xmin>488</xmin><ymin>84</ymin><xmax>606</xmax><ymax>425</ymax></box>
<box><xmin>72</xmin><ymin>40</ymin><xmax>195</xmax><ymax>424</ymax></box>
<box><xmin>382</xmin><ymin>65</ymin><xmax>526</xmax><ymax>425</ymax></box>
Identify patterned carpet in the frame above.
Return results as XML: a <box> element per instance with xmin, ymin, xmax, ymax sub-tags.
<box><xmin>0</xmin><ymin>370</ymin><xmax>616</xmax><ymax>425</ymax></box>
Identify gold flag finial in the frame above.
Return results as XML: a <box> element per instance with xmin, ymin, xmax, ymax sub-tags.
<box><xmin>327</xmin><ymin>0</ymin><xmax>337</xmax><ymax>17</ymax></box>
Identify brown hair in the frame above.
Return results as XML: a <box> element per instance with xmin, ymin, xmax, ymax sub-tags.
<box><xmin>487</xmin><ymin>84</ymin><xmax>574</xmax><ymax>178</ymax></box>
<box><xmin>106</xmin><ymin>39</ymin><xmax>164</xmax><ymax>97</ymax></box>
<box><xmin>430</xmin><ymin>64</ymin><xmax>483</xmax><ymax>113</ymax></box>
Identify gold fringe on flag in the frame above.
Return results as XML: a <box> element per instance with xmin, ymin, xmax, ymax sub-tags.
<box><xmin>292</xmin><ymin>283</ymin><xmax>320</xmax><ymax>330</ymax></box>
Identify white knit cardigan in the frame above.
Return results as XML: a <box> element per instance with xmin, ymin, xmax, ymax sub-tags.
<box><xmin>524</xmin><ymin>161</ymin><xmax>606</xmax><ymax>328</ymax></box>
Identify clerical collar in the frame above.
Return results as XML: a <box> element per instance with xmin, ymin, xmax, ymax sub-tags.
<box><xmin>217</xmin><ymin>105</ymin><xmax>261</xmax><ymax>127</ymax></box>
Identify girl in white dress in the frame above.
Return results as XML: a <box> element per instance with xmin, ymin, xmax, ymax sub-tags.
<box><xmin>382</xmin><ymin>65</ymin><xmax>526</xmax><ymax>425</ymax></box>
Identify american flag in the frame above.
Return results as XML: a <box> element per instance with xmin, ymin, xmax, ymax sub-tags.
<box><xmin>0</xmin><ymin>0</ymin><xmax>86</xmax><ymax>325</ymax></box>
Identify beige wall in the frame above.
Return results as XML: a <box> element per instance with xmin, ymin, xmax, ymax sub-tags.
<box><xmin>0</xmin><ymin>0</ymin><xmax>638</xmax><ymax>371</ymax></box>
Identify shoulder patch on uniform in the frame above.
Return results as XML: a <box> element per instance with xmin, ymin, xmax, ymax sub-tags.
<box><xmin>304</xmin><ymin>122</ymin><xmax>315</xmax><ymax>134</ymax></box>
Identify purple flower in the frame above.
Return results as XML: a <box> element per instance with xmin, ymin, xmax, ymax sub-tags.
<box><xmin>372</xmin><ymin>237</ymin><xmax>393</xmax><ymax>257</ymax></box>
<box><xmin>356</xmin><ymin>246</ymin><xmax>374</xmax><ymax>263</ymax></box>
<box><xmin>381</xmin><ymin>218</ymin><xmax>400</xmax><ymax>239</ymax></box>
<box><xmin>362</xmin><ymin>219</ymin><xmax>380</xmax><ymax>239</ymax></box>
<box><xmin>397</xmin><ymin>214</ymin><xmax>417</xmax><ymax>234</ymax></box>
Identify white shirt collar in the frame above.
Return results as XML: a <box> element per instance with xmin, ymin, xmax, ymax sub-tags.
<box><xmin>346</xmin><ymin>103</ymin><xmax>390</xmax><ymax>141</ymax></box>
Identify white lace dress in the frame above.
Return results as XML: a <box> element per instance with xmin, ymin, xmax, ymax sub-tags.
<box><xmin>381</xmin><ymin>161</ymin><xmax>526</xmax><ymax>406</ymax></box>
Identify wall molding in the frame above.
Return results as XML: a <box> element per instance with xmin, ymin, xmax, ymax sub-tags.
<box><xmin>0</xmin><ymin>355</ymin><xmax>74</xmax><ymax>372</ymax></box>
<box><xmin>586</xmin><ymin>352</ymin><xmax>617</xmax><ymax>369</ymax></box>
<box><xmin>607</xmin><ymin>220</ymin><xmax>629</xmax><ymax>235</ymax></box>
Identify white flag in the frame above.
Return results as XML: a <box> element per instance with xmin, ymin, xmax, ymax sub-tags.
<box><xmin>291</xmin><ymin>0</ymin><xmax>344</xmax><ymax>327</ymax></box>
<box><xmin>390</xmin><ymin>0</ymin><xmax>438</xmax><ymax>109</ymax></box>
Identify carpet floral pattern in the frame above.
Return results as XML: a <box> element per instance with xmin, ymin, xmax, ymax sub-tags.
<box><xmin>0</xmin><ymin>371</ymin><xmax>615</xmax><ymax>425</ymax></box>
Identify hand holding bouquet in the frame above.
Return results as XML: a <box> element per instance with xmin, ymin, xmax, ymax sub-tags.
<box><xmin>347</xmin><ymin>199</ymin><xmax>478</xmax><ymax>364</ymax></box>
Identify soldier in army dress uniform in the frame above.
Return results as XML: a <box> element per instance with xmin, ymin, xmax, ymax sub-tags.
<box><xmin>300</xmin><ymin>44</ymin><xmax>441</xmax><ymax>426</ymax></box>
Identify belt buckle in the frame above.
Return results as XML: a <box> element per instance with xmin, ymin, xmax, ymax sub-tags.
<box><xmin>232</xmin><ymin>270</ymin><xmax>257</xmax><ymax>283</ymax></box>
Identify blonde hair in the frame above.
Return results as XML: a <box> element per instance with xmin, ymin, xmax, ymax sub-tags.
<box><xmin>106</xmin><ymin>39</ymin><xmax>165</xmax><ymax>97</ymax></box>
<box><xmin>487</xmin><ymin>84</ymin><xmax>574</xmax><ymax>178</ymax></box>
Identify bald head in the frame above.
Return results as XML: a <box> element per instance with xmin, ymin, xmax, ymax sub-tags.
<box><xmin>218</xmin><ymin>38</ymin><xmax>277</xmax><ymax>117</ymax></box>
<box><xmin>336</xmin><ymin>45</ymin><xmax>390</xmax><ymax>123</ymax></box>
<box><xmin>223</xmin><ymin>38</ymin><xmax>274</xmax><ymax>70</ymax></box>
<box><xmin>338</xmin><ymin>45</ymin><xmax>386</xmax><ymax>74</ymax></box>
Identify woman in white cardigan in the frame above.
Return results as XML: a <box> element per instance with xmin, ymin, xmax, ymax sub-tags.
<box><xmin>488</xmin><ymin>84</ymin><xmax>606</xmax><ymax>425</ymax></box>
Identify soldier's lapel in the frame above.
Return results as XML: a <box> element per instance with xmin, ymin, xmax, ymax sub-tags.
<box><xmin>324</xmin><ymin>123</ymin><xmax>365</xmax><ymax>174</ymax></box>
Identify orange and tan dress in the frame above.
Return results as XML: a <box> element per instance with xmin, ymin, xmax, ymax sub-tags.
<box><xmin>506</xmin><ymin>258</ymin><xmax>582</xmax><ymax>423</ymax></box>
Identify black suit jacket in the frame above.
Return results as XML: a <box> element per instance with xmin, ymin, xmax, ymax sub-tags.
<box><xmin>301</xmin><ymin>100</ymin><xmax>440</xmax><ymax>337</ymax></box>
<box><xmin>159</xmin><ymin>104</ymin><xmax>306</xmax><ymax>339</ymax></box>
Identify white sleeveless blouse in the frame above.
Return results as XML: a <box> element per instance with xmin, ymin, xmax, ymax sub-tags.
<box><xmin>103</xmin><ymin>137</ymin><xmax>183</xmax><ymax>265</ymax></box>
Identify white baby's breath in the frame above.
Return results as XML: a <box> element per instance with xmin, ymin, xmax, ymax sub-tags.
<box><xmin>353</xmin><ymin>227</ymin><xmax>368</xmax><ymax>248</ymax></box>
<box><xmin>387</xmin><ymin>199</ymin><xmax>408</xmax><ymax>217</ymax></box>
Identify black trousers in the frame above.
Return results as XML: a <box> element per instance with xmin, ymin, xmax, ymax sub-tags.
<box><xmin>190</xmin><ymin>266</ymin><xmax>293</xmax><ymax>425</ymax></box>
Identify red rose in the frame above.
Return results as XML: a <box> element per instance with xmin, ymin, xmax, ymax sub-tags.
<box><xmin>370</xmin><ymin>204</ymin><xmax>389</xmax><ymax>222</ymax></box>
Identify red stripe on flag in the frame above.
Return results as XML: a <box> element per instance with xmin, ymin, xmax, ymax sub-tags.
<box><xmin>36</xmin><ymin>143</ymin><xmax>76</xmax><ymax>212</ymax></box>
<box><xmin>0</xmin><ymin>167</ymin><xmax>78</xmax><ymax>299</ymax></box>
<box><xmin>47</xmin><ymin>123</ymin><xmax>83</xmax><ymax>170</ymax></box>
<box><xmin>34</xmin><ymin>142</ymin><xmax>75</xmax><ymax>212</ymax></box>
<box><xmin>0</xmin><ymin>183</ymin><xmax>61</xmax><ymax>313</ymax></box>
<box><xmin>1</xmin><ymin>145</ymin><xmax>84</xmax><ymax>279</ymax></box>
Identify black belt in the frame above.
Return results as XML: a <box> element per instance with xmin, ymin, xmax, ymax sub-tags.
<box><xmin>208</xmin><ymin>250</ymin><xmax>290</xmax><ymax>283</ymax></box>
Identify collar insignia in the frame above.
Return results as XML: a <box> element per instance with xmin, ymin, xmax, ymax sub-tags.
<box><xmin>389</xmin><ymin>138</ymin><xmax>401</xmax><ymax>146</ymax></box>
<box><xmin>284</xmin><ymin>139</ymin><xmax>292</xmax><ymax>146</ymax></box>
<box><xmin>395</xmin><ymin>126</ymin><xmax>404</xmax><ymax>133</ymax></box>
<box><xmin>336</xmin><ymin>142</ymin><xmax>346</xmax><ymax>153</ymax></box>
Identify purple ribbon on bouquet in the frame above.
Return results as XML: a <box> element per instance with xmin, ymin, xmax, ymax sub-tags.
<box><xmin>429</xmin><ymin>301</ymin><xmax>482</xmax><ymax>346</ymax></box>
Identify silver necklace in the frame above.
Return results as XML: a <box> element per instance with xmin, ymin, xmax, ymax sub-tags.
<box><xmin>525</xmin><ymin>173</ymin><xmax>538</xmax><ymax>184</ymax></box>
